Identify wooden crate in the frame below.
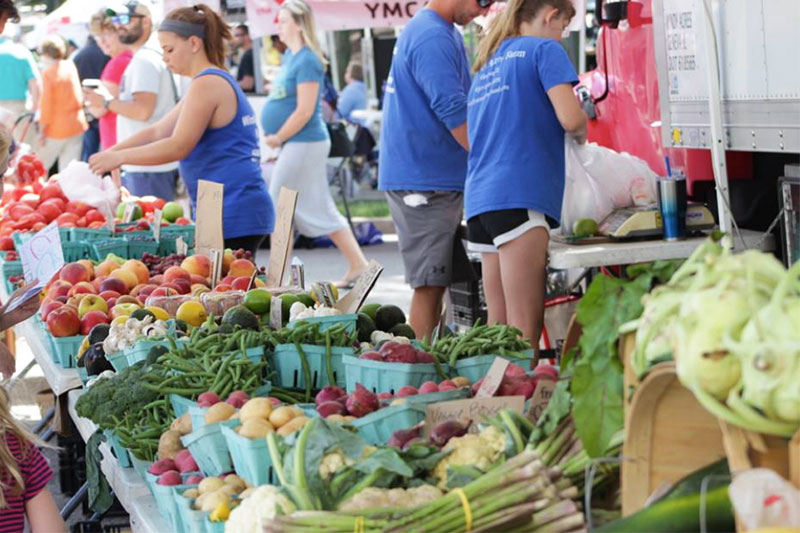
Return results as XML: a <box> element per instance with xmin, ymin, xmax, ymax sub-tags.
<box><xmin>621</xmin><ymin>363</ymin><xmax>727</xmax><ymax>515</ymax></box>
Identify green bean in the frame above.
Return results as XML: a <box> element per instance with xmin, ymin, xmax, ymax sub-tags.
<box><xmin>324</xmin><ymin>331</ymin><xmax>336</xmax><ymax>386</ymax></box>
<box><xmin>295</xmin><ymin>342</ymin><xmax>313</xmax><ymax>402</ymax></box>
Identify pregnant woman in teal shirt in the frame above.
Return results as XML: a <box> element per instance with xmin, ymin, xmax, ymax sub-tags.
<box><xmin>89</xmin><ymin>4</ymin><xmax>274</xmax><ymax>255</ymax></box>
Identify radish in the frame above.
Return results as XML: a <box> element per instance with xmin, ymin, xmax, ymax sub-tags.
<box><xmin>197</xmin><ymin>392</ymin><xmax>221</xmax><ymax>407</ymax></box>
<box><xmin>174</xmin><ymin>450</ymin><xmax>199</xmax><ymax>473</ymax></box>
<box><xmin>396</xmin><ymin>386</ymin><xmax>418</xmax><ymax>397</ymax></box>
<box><xmin>438</xmin><ymin>380</ymin><xmax>457</xmax><ymax>391</ymax></box>
<box><xmin>346</xmin><ymin>384</ymin><xmax>379</xmax><ymax>417</ymax></box>
<box><xmin>148</xmin><ymin>458</ymin><xmax>177</xmax><ymax>476</ymax></box>
<box><xmin>185</xmin><ymin>474</ymin><xmax>204</xmax><ymax>485</ymax></box>
<box><xmin>429</xmin><ymin>421</ymin><xmax>469</xmax><ymax>448</ymax></box>
<box><xmin>157</xmin><ymin>470</ymin><xmax>182</xmax><ymax>486</ymax></box>
<box><xmin>419</xmin><ymin>381</ymin><xmax>439</xmax><ymax>394</ymax></box>
<box><xmin>226</xmin><ymin>390</ymin><xmax>249</xmax><ymax>408</ymax></box>
<box><xmin>388</xmin><ymin>425</ymin><xmax>422</xmax><ymax>449</ymax></box>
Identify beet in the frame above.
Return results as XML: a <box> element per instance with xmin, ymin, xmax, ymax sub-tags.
<box><xmin>419</xmin><ymin>381</ymin><xmax>439</xmax><ymax>394</ymax></box>
<box><xmin>471</xmin><ymin>379</ymin><xmax>483</xmax><ymax>395</ymax></box>
<box><xmin>415</xmin><ymin>351</ymin><xmax>436</xmax><ymax>364</ymax></box>
<box><xmin>157</xmin><ymin>470</ymin><xmax>182</xmax><ymax>486</ymax></box>
<box><xmin>317</xmin><ymin>401</ymin><xmax>346</xmax><ymax>418</ymax></box>
<box><xmin>388</xmin><ymin>425</ymin><xmax>422</xmax><ymax>449</ymax></box>
<box><xmin>378</xmin><ymin>341</ymin><xmax>400</xmax><ymax>355</ymax></box>
<box><xmin>197</xmin><ymin>392</ymin><xmax>221</xmax><ymax>408</ymax></box>
<box><xmin>315</xmin><ymin>385</ymin><xmax>347</xmax><ymax>406</ymax></box>
<box><xmin>396</xmin><ymin>386</ymin><xmax>418</xmax><ymax>397</ymax></box>
<box><xmin>148</xmin><ymin>458</ymin><xmax>177</xmax><ymax>475</ymax></box>
<box><xmin>346</xmin><ymin>384</ymin><xmax>379</xmax><ymax>418</ymax></box>
<box><xmin>429</xmin><ymin>420</ymin><xmax>470</xmax><ymax>448</ymax></box>
<box><xmin>360</xmin><ymin>351</ymin><xmax>384</xmax><ymax>361</ymax></box>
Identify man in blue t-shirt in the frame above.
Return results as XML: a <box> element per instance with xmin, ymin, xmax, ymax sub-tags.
<box><xmin>379</xmin><ymin>0</ymin><xmax>490</xmax><ymax>341</ymax></box>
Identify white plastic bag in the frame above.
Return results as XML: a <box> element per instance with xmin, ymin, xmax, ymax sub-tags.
<box><xmin>561</xmin><ymin>139</ymin><xmax>659</xmax><ymax>234</ymax></box>
<box><xmin>729</xmin><ymin>468</ymin><xmax>800</xmax><ymax>529</ymax></box>
<box><xmin>57</xmin><ymin>161</ymin><xmax>120</xmax><ymax>209</ymax></box>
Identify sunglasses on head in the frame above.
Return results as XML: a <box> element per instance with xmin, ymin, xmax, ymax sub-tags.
<box><xmin>477</xmin><ymin>0</ymin><xmax>494</xmax><ymax>8</ymax></box>
<box><xmin>112</xmin><ymin>13</ymin><xmax>143</xmax><ymax>25</ymax></box>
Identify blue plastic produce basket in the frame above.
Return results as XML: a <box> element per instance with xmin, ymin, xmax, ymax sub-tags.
<box><xmin>287</xmin><ymin>314</ymin><xmax>358</xmax><ymax>333</ymax></box>
<box><xmin>181</xmin><ymin>419</ymin><xmax>241</xmax><ymax>476</ymax></box>
<box><xmin>90</xmin><ymin>238</ymin><xmax>128</xmax><ymax>261</ymax></box>
<box><xmin>270</xmin><ymin>344</ymin><xmax>351</xmax><ymax>390</ymax></box>
<box><xmin>175</xmin><ymin>490</ymin><xmax>208</xmax><ymax>533</ymax></box>
<box><xmin>342</xmin><ymin>355</ymin><xmax>447</xmax><ymax>395</ymax></box>
<box><xmin>106</xmin><ymin>350</ymin><xmax>129</xmax><ymax>372</ymax></box>
<box><xmin>47</xmin><ymin>333</ymin><xmax>84</xmax><ymax>368</ymax></box>
<box><xmin>102</xmin><ymin>428</ymin><xmax>132</xmax><ymax>468</ymax></box>
<box><xmin>350</xmin><ymin>404</ymin><xmax>427</xmax><ymax>445</ymax></box>
<box><xmin>453</xmin><ymin>351</ymin><xmax>534</xmax><ymax>383</ymax></box>
<box><xmin>220</xmin><ymin>424</ymin><xmax>275</xmax><ymax>487</ymax></box>
<box><xmin>68</xmin><ymin>227</ymin><xmax>112</xmax><ymax>242</ymax></box>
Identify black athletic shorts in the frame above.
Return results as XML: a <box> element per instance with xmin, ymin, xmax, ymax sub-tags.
<box><xmin>467</xmin><ymin>209</ymin><xmax>555</xmax><ymax>252</ymax></box>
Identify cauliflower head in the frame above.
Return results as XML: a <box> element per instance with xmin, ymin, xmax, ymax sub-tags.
<box><xmin>224</xmin><ymin>486</ymin><xmax>295</xmax><ymax>533</ymax></box>
<box><xmin>339</xmin><ymin>485</ymin><xmax>443</xmax><ymax>511</ymax></box>
<box><xmin>432</xmin><ymin>426</ymin><xmax>507</xmax><ymax>488</ymax></box>
<box><xmin>318</xmin><ymin>450</ymin><xmax>356</xmax><ymax>482</ymax></box>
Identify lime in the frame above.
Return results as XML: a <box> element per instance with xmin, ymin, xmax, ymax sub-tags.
<box><xmin>279</xmin><ymin>294</ymin><xmax>298</xmax><ymax>318</ymax></box>
<box><xmin>296</xmin><ymin>293</ymin><xmax>315</xmax><ymax>308</ymax></box>
<box><xmin>572</xmin><ymin>218</ymin><xmax>599</xmax><ymax>237</ymax></box>
<box><xmin>243</xmin><ymin>288</ymin><xmax>272</xmax><ymax>315</ymax></box>
<box><xmin>360</xmin><ymin>303</ymin><xmax>381</xmax><ymax>321</ymax></box>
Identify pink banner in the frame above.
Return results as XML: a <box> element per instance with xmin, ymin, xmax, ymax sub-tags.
<box><xmin>246</xmin><ymin>0</ymin><xmax>419</xmax><ymax>37</ymax></box>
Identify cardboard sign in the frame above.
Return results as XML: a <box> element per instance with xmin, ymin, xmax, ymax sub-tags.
<box><xmin>246</xmin><ymin>269</ymin><xmax>258</xmax><ymax>291</ymax></box>
<box><xmin>175</xmin><ymin>237</ymin><xmax>189</xmax><ymax>256</ymax></box>
<box><xmin>290</xmin><ymin>257</ymin><xmax>305</xmax><ymax>289</ymax></box>
<box><xmin>425</xmin><ymin>396</ymin><xmax>525</xmax><ymax>436</ymax></box>
<box><xmin>266</xmin><ymin>187</ymin><xmax>298</xmax><ymax>288</ymax></box>
<box><xmin>195</xmin><ymin>180</ymin><xmax>224</xmax><ymax>257</ymax></box>
<box><xmin>432</xmin><ymin>303</ymin><xmax>448</xmax><ymax>341</ymax></box>
<box><xmin>20</xmin><ymin>222</ymin><xmax>64</xmax><ymax>287</ymax></box>
<box><xmin>209</xmin><ymin>249</ymin><xmax>224</xmax><ymax>288</ymax></box>
<box><xmin>153</xmin><ymin>209</ymin><xmax>163</xmax><ymax>242</ymax></box>
<box><xmin>335</xmin><ymin>260</ymin><xmax>384</xmax><ymax>314</ymax></box>
<box><xmin>122</xmin><ymin>203</ymin><xmax>136</xmax><ymax>223</ymax></box>
<box><xmin>269</xmin><ymin>296</ymin><xmax>283</xmax><ymax>329</ymax></box>
<box><xmin>526</xmin><ymin>379</ymin><xmax>557</xmax><ymax>422</ymax></box>
<box><xmin>312</xmin><ymin>282</ymin><xmax>338</xmax><ymax>308</ymax></box>
<box><xmin>100</xmin><ymin>201</ymin><xmax>116</xmax><ymax>233</ymax></box>
<box><xmin>475</xmin><ymin>358</ymin><xmax>510</xmax><ymax>398</ymax></box>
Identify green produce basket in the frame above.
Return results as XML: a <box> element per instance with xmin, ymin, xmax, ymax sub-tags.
<box><xmin>12</xmin><ymin>230</ymin><xmax>71</xmax><ymax>249</ymax></box>
<box><xmin>130</xmin><ymin>455</ymin><xmax>153</xmax><ymax>480</ymax></box>
<box><xmin>161</xmin><ymin>224</ymin><xmax>195</xmax><ymax>243</ymax></box>
<box><xmin>106</xmin><ymin>350</ymin><xmax>129</xmax><ymax>372</ymax></box>
<box><xmin>175</xmin><ymin>490</ymin><xmax>208</xmax><ymax>533</ymax></box>
<box><xmin>0</xmin><ymin>254</ymin><xmax>22</xmax><ymax>279</ymax></box>
<box><xmin>287</xmin><ymin>314</ymin><xmax>358</xmax><ymax>333</ymax></box>
<box><xmin>342</xmin><ymin>355</ymin><xmax>446</xmax><ymax>395</ymax></box>
<box><xmin>404</xmin><ymin>387</ymin><xmax>471</xmax><ymax>406</ymax></box>
<box><xmin>350</xmin><ymin>404</ymin><xmax>427</xmax><ymax>445</ymax></box>
<box><xmin>181</xmin><ymin>419</ymin><xmax>241</xmax><ymax>476</ymax></box>
<box><xmin>188</xmin><ymin>383</ymin><xmax>272</xmax><ymax>430</ymax></box>
<box><xmin>126</xmin><ymin>237</ymin><xmax>159</xmax><ymax>259</ymax></box>
<box><xmin>453</xmin><ymin>351</ymin><xmax>535</xmax><ymax>383</ymax></box>
<box><xmin>206</xmin><ymin>517</ymin><xmax>225</xmax><ymax>533</ymax></box>
<box><xmin>62</xmin><ymin>241</ymin><xmax>91</xmax><ymax>262</ymax></box>
<box><xmin>270</xmin><ymin>344</ymin><xmax>351</xmax><ymax>390</ymax></box>
<box><xmin>90</xmin><ymin>238</ymin><xmax>128</xmax><ymax>261</ymax></box>
<box><xmin>102</xmin><ymin>429</ymin><xmax>132</xmax><ymax>468</ymax></box>
<box><xmin>47</xmin><ymin>333</ymin><xmax>84</xmax><ymax>368</ymax></box>
<box><xmin>145</xmin><ymin>472</ymin><xmax>200</xmax><ymax>523</ymax></box>
<box><xmin>220</xmin><ymin>424</ymin><xmax>275</xmax><ymax>486</ymax></box>
<box><xmin>170</xmin><ymin>394</ymin><xmax>195</xmax><ymax>418</ymax></box>
<box><xmin>68</xmin><ymin>227</ymin><xmax>113</xmax><ymax>242</ymax></box>
<box><xmin>125</xmin><ymin>339</ymin><xmax>169</xmax><ymax>367</ymax></box>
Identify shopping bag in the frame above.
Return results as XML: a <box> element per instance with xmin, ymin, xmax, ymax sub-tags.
<box><xmin>561</xmin><ymin>139</ymin><xmax>658</xmax><ymax>234</ymax></box>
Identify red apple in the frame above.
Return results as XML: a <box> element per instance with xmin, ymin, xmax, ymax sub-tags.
<box><xmin>150</xmin><ymin>275</ymin><xmax>164</xmax><ymax>285</ymax></box>
<box><xmin>68</xmin><ymin>281</ymin><xmax>96</xmax><ymax>297</ymax></box>
<box><xmin>164</xmin><ymin>266</ymin><xmax>191</xmax><ymax>283</ymax></box>
<box><xmin>138</xmin><ymin>284</ymin><xmax>158</xmax><ymax>300</ymax></box>
<box><xmin>46</xmin><ymin>306</ymin><xmax>81</xmax><ymax>337</ymax></box>
<box><xmin>80</xmin><ymin>310</ymin><xmax>110</xmax><ymax>335</ymax></box>
<box><xmin>171</xmin><ymin>279</ymin><xmax>191</xmax><ymax>295</ymax></box>
<box><xmin>47</xmin><ymin>280</ymin><xmax>73</xmax><ymax>300</ymax></box>
<box><xmin>189</xmin><ymin>274</ymin><xmax>208</xmax><ymax>286</ymax></box>
<box><xmin>99</xmin><ymin>290</ymin><xmax>121</xmax><ymax>302</ymax></box>
<box><xmin>150</xmin><ymin>287</ymin><xmax>178</xmax><ymax>298</ymax></box>
<box><xmin>40</xmin><ymin>300</ymin><xmax>64</xmax><ymax>321</ymax></box>
<box><xmin>100</xmin><ymin>277</ymin><xmax>128</xmax><ymax>295</ymax></box>
<box><xmin>230</xmin><ymin>277</ymin><xmax>251</xmax><ymax>291</ymax></box>
<box><xmin>60</xmin><ymin>263</ymin><xmax>90</xmax><ymax>285</ymax></box>
<box><xmin>213</xmin><ymin>284</ymin><xmax>233</xmax><ymax>293</ymax></box>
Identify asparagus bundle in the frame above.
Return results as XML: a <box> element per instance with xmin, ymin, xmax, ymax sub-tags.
<box><xmin>264</xmin><ymin>451</ymin><xmax>586</xmax><ymax>533</ymax></box>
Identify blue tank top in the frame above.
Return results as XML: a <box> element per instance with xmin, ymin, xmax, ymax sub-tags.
<box><xmin>179</xmin><ymin>68</ymin><xmax>274</xmax><ymax>239</ymax></box>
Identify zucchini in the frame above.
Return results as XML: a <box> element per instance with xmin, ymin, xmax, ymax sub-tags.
<box><xmin>656</xmin><ymin>458</ymin><xmax>730</xmax><ymax>503</ymax></box>
<box><xmin>595</xmin><ymin>485</ymin><xmax>735</xmax><ymax>533</ymax></box>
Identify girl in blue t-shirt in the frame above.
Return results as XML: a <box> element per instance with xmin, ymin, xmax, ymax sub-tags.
<box><xmin>466</xmin><ymin>0</ymin><xmax>587</xmax><ymax>351</ymax></box>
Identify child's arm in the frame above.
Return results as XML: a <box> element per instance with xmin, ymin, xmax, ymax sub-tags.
<box><xmin>26</xmin><ymin>488</ymin><xmax>66</xmax><ymax>533</ymax></box>
<box><xmin>547</xmin><ymin>84</ymin><xmax>587</xmax><ymax>143</ymax></box>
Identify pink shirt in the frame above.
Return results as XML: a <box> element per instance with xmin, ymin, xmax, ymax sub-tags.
<box><xmin>0</xmin><ymin>433</ymin><xmax>53</xmax><ymax>532</ymax></box>
<box><xmin>99</xmin><ymin>50</ymin><xmax>133</xmax><ymax>149</ymax></box>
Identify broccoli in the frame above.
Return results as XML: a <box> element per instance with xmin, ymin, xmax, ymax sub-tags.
<box><xmin>75</xmin><ymin>363</ymin><xmax>164</xmax><ymax>429</ymax></box>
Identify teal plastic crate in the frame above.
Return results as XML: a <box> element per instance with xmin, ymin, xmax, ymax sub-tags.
<box><xmin>403</xmin><ymin>387</ymin><xmax>471</xmax><ymax>406</ymax></box>
<box><xmin>102</xmin><ymin>428</ymin><xmax>132</xmax><ymax>468</ymax></box>
<box><xmin>125</xmin><ymin>339</ymin><xmax>169</xmax><ymax>367</ymax></box>
<box><xmin>106</xmin><ymin>351</ymin><xmax>129</xmax><ymax>372</ymax></box>
<box><xmin>90</xmin><ymin>238</ymin><xmax>128</xmax><ymax>261</ymax></box>
<box><xmin>181</xmin><ymin>419</ymin><xmax>241</xmax><ymax>476</ymax></box>
<box><xmin>11</xmin><ymin>230</ymin><xmax>70</xmax><ymax>248</ymax></box>
<box><xmin>287</xmin><ymin>314</ymin><xmax>358</xmax><ymax>333</ymax></box>
<box><xmin>220</xmin><ymin>424</ymin><xmax>275</xmax><ymax>486</ymax></box>
<box><xmin>126</xmin><ymin>237</ymin><xmax>159</xmax><ymax>259</ymax></box>
<box><xmin>47</xmin><ymin>333</ymin><xmax>83</xmax><ymax>368</ymax></box>
<box><xmin>165</xmin><ymin>480</ymin><xmax>201</xmax><ymax>532</ymax></box>
<box><xmin>62</xmin><ymin>241</ymin><xmax>90</xmax><ymax>262</ymax></box>
<box><xmin>342</xmin><ymin>355</ymin><xmax>446</xmax><ymax>395</ymax></box>
<box><xmin>350</xmin><ymin>404</ymin><xmax>427</xmax><ymax>445</ymax></box>
<box><xmin>68</xmin><ymin>227</ymin><xmax>112</xmax><ymax>242</ymax></box>
<box><xmin>130</xmin><ymin>455</ymin><xmax>153</xmax><ymax>480</ymax></box>
<box><xmin>453</xmin><ymin>351</ymin><xmax>535</xmax><ymax>383</ymax></box>
<box><xmin>175</xmin><ymin>490</ymin><xmax>208</xmax><ymax>533</ymax></box>
<box><xmin>270</xmin><ymin>344</ymin><xmax>352</xmax><ymax>390</ymax></box>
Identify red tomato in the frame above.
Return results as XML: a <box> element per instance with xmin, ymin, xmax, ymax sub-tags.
<box><xmin>31</xmin><ymin>222</ymin><xmax>46</xmax><ymax>231</ymax></box>
<box><xmin>66</xmin><ymin>201</ymin><xmax>91</xmax><ymax>217</ymax></box>
<box><xmin>88</xmin><ymin>221</ymin><xmax>106</xmax><ymax>229</ymax></box>
<box><xmin>0</xmin><ymin>236</ymin><xmax>14</xmax><ymax>251</ymax></box>
<box><xmin>38</xmin><ymin>183</ymin><xmax>65</xmax><ymax>202</ymax></box>
<box><xmin>85</xmin><ymin>209</ymin><xmax>106</xmax><ymax>224</ymax></box>
<box><xmin>76</xmin><ymin>217</ymin><xmax>87</xmax><ymax>228</ymax></box>
<box><xmin>56</xmin><ymin>212</ymin><xmax>80</xmax><ymax>226</ymax></box>
<box><xmin>11</xmin><ymin>189</ymin><xmax>27</xmax><ymax>202</ymax></box>
<box><xmin>8</xmin><ymin>203</ymin><xmax>34</xmax><ymax>221</ymax></box>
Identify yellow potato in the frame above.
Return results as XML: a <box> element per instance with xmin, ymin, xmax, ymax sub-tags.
<box><xmin>170</xmin><ymin>413</ymin><xmax>193</xmax><ymax>435</ymax></box>
<box><xmin>204</xmin><ymin>403</ymin><xmax>236</xmax><ymax>424</ymax></box>
<box><xmin>268</xmin><ymin>406</ymin><xmax>297</xmax><ymax>428</ymax></box>
<box><xmin>390</xmin><ymin>398</ymin><xmax>406</xmax><ymax>406</ymax></box>
<box><xmin>219</xmin><ymin>485</ymin><xmax>237</xmax><ymax>496</ymax></box>
<box><xmin>238</xmin><ymin>418</ymin><xmax>275</xmax><ymax>439</ymax></box>
<box><xmin>325</xmin><ymin>414</ymin><xmax>347</xmax><ymax>423</ymax></box>
<box><xmin>276</xmin><ymin>415</ymin><xmax>310</xmax><ymax>436</ymax></box>
<box><xmin>183</xmin><ymin>488</ymin><xmax>199</xmax><ymax>499</ymax></box>
<box><xmin>240</xmin><ymin>397</ymin><xmax>273</xmax><ymax>422</ymax></box>
<box><xmin>451</xmin><ymin>376</ymin><xmax>471</xmax><ymax>388</ymax></box>
<box><xmin>194</xmin><ymin>493</ymin><xmax>206</xmax><ymax>510</ymax></box>
<box><xmin>224</xmin><ymin>474</ymin><xmax>247</xmax><ymax>492</ymax></box>
<box><xmin>200</xmin><ymin>490</ymin><xmax>231</xmax><ymax>512</ymax></box>
<box><xmin>288</xmin><ymin>405</ymin><xmax>305</xmax><ymax>418</ymax></box>
<box><xmin>198</xmin><ymin>477</ymin><xmax>225</xmax><ymax>495</ymax></box>
<box><xmin>343</xmin><ymin>416</ymin><xmax>357</xmax><ymax>422</ymax></box>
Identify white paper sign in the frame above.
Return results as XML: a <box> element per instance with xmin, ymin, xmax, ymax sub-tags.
<box><xmin>20</xmin><ymin>222</ymin><xmax>65</xmax><ymax>287</ymax></box>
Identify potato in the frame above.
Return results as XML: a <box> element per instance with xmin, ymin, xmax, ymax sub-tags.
<box><xmin>219</xmin><ymin>484</ymin><xmax>237</xmax><ymax>496</ymax></box>
<box><xmin>268</xmin><ymin>406</ymin><xmax>297</xmax><ymax>428</ymax></box>
<box><xmin>224</xmin><ymin>474</ymin><xmax>246</xmax><ymax>492</ymax></box>
<box><xmin>170</xmin><ymin>413</ymin><xmax>193</xmax><ymax>435</ymax></box>
<box><xmin>204</xmin><ymin>403</ymin><xmax>236</xmax><ymax>424</ymax></box>
<box><xmin>183</xmin><ymin>488</ymin><xmax>199</xmax><ymax>499</ymax></box>
<box><xmin>240</xmin><ymin>397</ymin><xmax>273</xmax><ymax>422</ymax></box>
<box><xmin>277</xmin><ymin>415</ymin><xmax>310</xmax><ymax>437</ymax></box>
<box><xmin>200</xmin><ymin>490</ymin><xmax>230</xmax><ymax>512</ymax></box>
<box><xmin>239</xmin><ymin>487</ymin><xmax>256</xmax><ymax>500</ymax></box>
<box><xmin>198</xmin><ymin>476</ymin><xmax>225</xmax><ymax>495</ymax></box>
<box><xmin>451</xmin><ymin>376</ymin><xmax>471</xmax><ymax>388</ymax></box>
<box><xmin>157</xmin><ymin>430</ymin><xmax>184</xmax><ymax>460</ymax></box>
<box><xmin>228</xmin><ymin>412</ymin><xmax>240</xmax><ymax>420</ymax></box>
<box><xmin>343</xmin><ymin>416</ymin><xmax>357</xmax><ymax>422</ymax></box>
<box><xmin>289</xmin><ymin>405</ymin><xmax>305</xmax><ymax>418</ymax></box>
<box><xmin>238</xmin><ymin>418</ymin><xmax>274</xmax><ymax>439</ymax></box>
<box><xmin>194</xmin><ymin>493</ymin><xmax>206</xmax><ymax>510</ymax></box>
<box><xmin>390</xmin><ymin>398</ymin><xmax>407</xmax><ymax>406</ymax></box>
<box><xmin>325</xmin><ymin>414</ymin><xmax>347</xmax><ymax>423</ymax></box>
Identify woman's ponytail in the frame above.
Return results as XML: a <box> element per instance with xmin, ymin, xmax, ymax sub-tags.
<box><xmin>163</xmin><ymin>4</ymin><xmax>232</xmax><ymax>68</ymax></box>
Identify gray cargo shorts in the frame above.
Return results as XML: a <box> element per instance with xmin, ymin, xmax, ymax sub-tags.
<box><xmin>386</xmin><ymin>190</ymin><xmax>475</xmax><ymax>288</ymax></box>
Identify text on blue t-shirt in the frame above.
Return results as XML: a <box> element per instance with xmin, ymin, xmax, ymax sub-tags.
<box><xmin>260</xmin><ymin>47</ymin><xmax>329</xmax><ymax>143</ymax></box>
<box><xmin>378</xmin><ymin>9</ymin><xmax>471</xmax><ymax>192</ymax></box>
<box><xmin>465</xmin><ymin>37</ymin><xmax>578</xmax><ymax>222</ymax></box>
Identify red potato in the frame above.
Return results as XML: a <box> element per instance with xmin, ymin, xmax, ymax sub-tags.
<box><xmin>380</xmin><ymin>342</ymin><xmax>419</xmax><ymax>364</ymax></box>
<box><xmin>504</xmin><ymin>363</ymin><xmax>528</xmax><ymax>378</ymax></box>
<box><xmin>185</xmin><ymin>475</ymin><xmax>204</xmax><ymax>485</ymax></box>
<box><xmin>157</xmin><ymin>470</ymin><xmax>182</xmax><ymax>486</ymax></box>
<box><xmin>197</xmin><ymin>392</ymin><xmax>221</xmax><ymax>408</ymax></box>
<box><xmin>226</xmin><ymin>390</ymin><xmax>250</xmax><ymax>408</ymax></box>
<box><xmin>419</xmin><ymin>382</ymin><xmax>439</xmax><ymax>395</ymax></box>
<box><xmin>396</xmin><ymin>386</ymin><xmax>418</xmax><ymax>397</ymax></box>
<box><xmin>148</xmin><ymin>458</ymin><xmax>177</xmax><ymax>476</ymax></box>
<box><xmin>359</xmin><ymin>351</ymin><xmax>383</xmax><ymax>361</ymax></box>
<box><xmin>174</xmin><ymin>450</ymin><xmax>199</xmax><ymax>473</ymax></box>
<box><xmin>315</xmin><ymin>386</ymin><xmax>347</xmax><ymax>407</ymax></box>
<box><xmin>438</xmin><ymin>380</ymin><xmax>457</xmax><ymax>392</ymax></box>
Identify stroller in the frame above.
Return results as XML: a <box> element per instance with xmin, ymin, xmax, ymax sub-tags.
<box><xmin>327</xmin><ymin>119</ymin><xmax>377</xmax><ymax>231</ymax></box>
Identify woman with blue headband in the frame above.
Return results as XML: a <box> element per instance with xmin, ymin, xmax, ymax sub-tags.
<box><xmin>89</xmin><ymin>3</ymin><xmax>274</xmax><ymax>255</ymax></box>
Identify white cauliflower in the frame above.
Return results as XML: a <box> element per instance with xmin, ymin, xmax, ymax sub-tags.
<box><xmin>318</xmin><ymin>450</ymin><xmax>355</xmax><ymax>482</ymax></box>
<box><xmin>339</xmin><ymin>485</ymin><xmax>443</xmax><ymax>511</ymax></box>
<box><xmin>432</xmin><ymin>426</ymin><xmax>507</xmax><ymax>488</ymax></box>
<box><xmin>313</xmin><ymin>307</ymin><xmax>341</xmax><ymax>317</ymax></box>
<box><xmin>370</xmin><ymin>331</ymin><xmax>394</xmax><ymax>344</ymax></box>
<box><xmin>224</xmin><ymin>485</ymin><xmax>295</xmax><ymax>533</ymax></box>
<box><xmin>289</xmin><ymin>302</ymin><xmax>309</xmax><ymax>321</ymax></box>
